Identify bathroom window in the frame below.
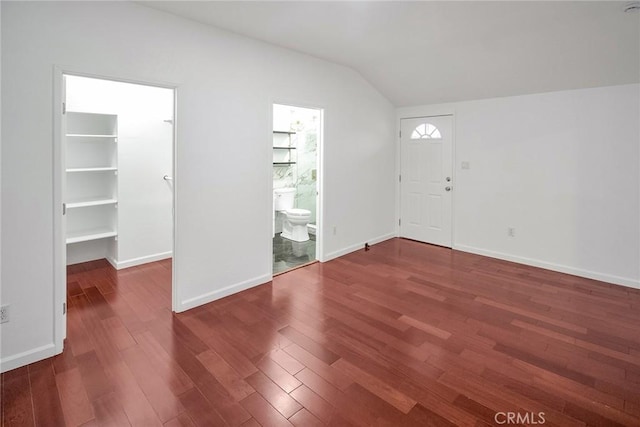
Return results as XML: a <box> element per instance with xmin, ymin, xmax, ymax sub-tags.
<box><xmin>411</xmin><ymin>123</ymin><xmax>441</xmax><ymax>139</ymax></box>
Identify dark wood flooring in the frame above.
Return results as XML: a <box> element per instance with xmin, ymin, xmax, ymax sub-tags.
<box><xmin>2</xmin><ymin>238</ymin><xmax>640</xmax><ymax>426</ymax></box>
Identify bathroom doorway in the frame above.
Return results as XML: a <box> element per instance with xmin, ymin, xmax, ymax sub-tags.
<box><xmin>272</xmin><ymin>104</ymin><xmax>322</xmax><ymax>275</ymax></box>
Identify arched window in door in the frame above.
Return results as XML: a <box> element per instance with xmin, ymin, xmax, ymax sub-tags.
<box><xmin>411</xmin><ymin>123</ymin><xmax>441</xmax><ymax>139</ymax></box>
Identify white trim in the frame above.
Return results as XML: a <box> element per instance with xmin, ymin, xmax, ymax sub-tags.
<box><xmin>175</xmin><ymin>274</ymin><xmax>272</xmax><ymax>313</ymax></box>
<box><xmin>324</xmin><ymin>232</ymin><xmax>396</xmax><ymax>262</ymax></box>
<box><xmin>269</xmin><ymin>101</ymin><xmax>325</xmax><ymax>265</ymax></box>
<box><xmin>0</xmin><ymin>344</ymin><xmax>57</xmax><ymax>374</ymax></box>
<box><xmin>53</xmin><ymin>66</ymin><xmax>66</xmax><ymax>353</ymax></box>
<box><xmin>397</xmin><ymin>114</ymin><xmax>455</xmax><ymax>248</ymax></box>
<box><xmin>107</xmin><ymin>252</ymin><xmax>173</xmax><ymax>270</ymax></box>
<box><xmin>454</xmin><ymin>244</ymin><xmax>640</xmax><ymax>290</ymax></box>
<box><xmin>54</xmin><ymin>66</ymin><xmax>180</xmax><ymax>366</ymax></box>
<box><xmin>171</xmin><ymin>88</ymin><xmax>179</xmax><ymax>312</ymax></box>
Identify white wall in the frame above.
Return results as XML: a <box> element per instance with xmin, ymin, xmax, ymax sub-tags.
<box><xmin>0</xmin><ymin>2</ymin><xmax>396</xmax><ymax>372</ymax></box>
<box><xmin>398</xmin><ymin>84</ymin><xmax>640</xmax><ymax>288</ymax></box>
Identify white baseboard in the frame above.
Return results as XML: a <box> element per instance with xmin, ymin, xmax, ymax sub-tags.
<box><xmin>323</xmin><ymin>232</ymin><xmax>396</xmax><ymax>262</ymax></box>
<box><xmin>175</xmin><ymin>273</ymin><xmax>272</xmax><ymax>313</ymax></box>
<box><xmin>108</xmin><ymin>251</ymin><xmax>173</xmax><ymax>270</ymax></box>
<box><xmin>0</xmin><ymin>343</ymin><xmax>57</xmax><ymax>374</ymax></box>
<box><xmin>454</xmin><ymin>244</ymin><xmax>640</xmax><ymax>290</ymax></box>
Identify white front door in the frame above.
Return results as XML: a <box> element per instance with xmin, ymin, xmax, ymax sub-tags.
<box><xmin>400</xmin><ymin>116</ymin><xmax>453</xmax><ymax>247</ymax></box>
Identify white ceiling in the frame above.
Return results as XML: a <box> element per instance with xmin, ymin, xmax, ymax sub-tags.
<box><xmin>140</xmin><ymin>1</ymin><xmax>640</xmax><ymax>106</ymax></box>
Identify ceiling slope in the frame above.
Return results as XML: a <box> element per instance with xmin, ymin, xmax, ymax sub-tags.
<box><xmin>140</xmin><ymin>1</ymin><xmax>640</xmax><ymax>106</ymax></box>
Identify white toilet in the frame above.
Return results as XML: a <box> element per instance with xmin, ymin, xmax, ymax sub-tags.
<box><xmin>274</xmin><ymin>188</ymin><xmax>311</xmax><ymax>242</ymax></box>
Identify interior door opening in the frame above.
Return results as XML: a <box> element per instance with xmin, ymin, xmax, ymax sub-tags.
<box><xmin>272</xmin><ymin>104</ymin><xmax>323</xmax><ymax>275</ymax></box>
<box><xmin>59</xmin><ymin>73</ymin><xmax>176</xmax><ymax>340</ymax></box>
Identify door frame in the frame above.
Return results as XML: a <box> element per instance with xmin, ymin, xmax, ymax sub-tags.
<box><xmin>397</xmin><ymin>112</ymin><xmax>457</xmax><ymax>247</ymax></box>
<box><xmin>53</xmin><ymin>66</ymin><xmax>179</xmax><ymax>353</ymax></box>
<box><xmin>268</xmin><ymin>100</ymin><xmax>325</xmax><ymax>277</ymax></box>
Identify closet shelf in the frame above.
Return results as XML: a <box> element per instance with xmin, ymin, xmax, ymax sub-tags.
<box><xmin>273</xmin><ymin>131</ymin><xmax>296</xmax><ymax>135</ymax></box>
<box><xmin>273</xmin><ymin>146</ymin><xmax>296</xmax><ymax>150</ymax></box>
<box><xmin>66</xmin><ymin>134</ymin><xmax>117</xmax><ymax>138</ymax></box>
<box><xmin>66</xmin><ymin>197</ymin><xmax>118</xmax><ymax>209</ymax></box>
<box><xmin>66</xmin><ymin>228</ymin><xmax>117</xmax><ymax>244</ymax></box>
<box><xmin>66</xmin><ymin>167</ymin><xmax>117</xmax><ymax>173</ymax></box>
<box><xmin>273</xmin><ymin>162</ymin><xmax>296</xmax><ymax>166</ymax></box>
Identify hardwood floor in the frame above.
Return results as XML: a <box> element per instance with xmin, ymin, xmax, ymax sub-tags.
<box><xmin>2</xmin><ymin>238</ymin><xmax>640</xmax><ymax>426</ymax></box>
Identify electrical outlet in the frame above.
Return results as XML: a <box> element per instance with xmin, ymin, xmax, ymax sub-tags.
<box><xmin>0</xmin><ymin>305</ymin><xmax>9</xmax><ymax>324</ymax></box>
<box><xmin>333</xmin><ymin>226</ymin><xmax>337</xmax><ymax>235</ymax></box>
<box><xmin>507</xmin><ymin>227</ymin><xmax>516</xmax><ymax>237</ymax></box>
<box><xmin>461</xmin><ymin>161</ymin><xmax>470</xmax><ymax>170</ymax></box>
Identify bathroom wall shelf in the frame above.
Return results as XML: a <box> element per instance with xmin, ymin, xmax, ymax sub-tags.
<box><xmin>273</xmin><ymin>130</ymin><xmax>296</xmax><ymax>165</ymax></box>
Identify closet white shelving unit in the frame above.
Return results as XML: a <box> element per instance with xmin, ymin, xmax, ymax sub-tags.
<box><xmin>65</xmin><ymin>111</ymin><xmax>119</xmax><ymax>262</ymax></box>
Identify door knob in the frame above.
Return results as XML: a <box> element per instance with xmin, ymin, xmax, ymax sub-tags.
<box><xmin>445</xmin><ymin>186</ymin><xmax>452</xmax><ymax>191</ymax></box>
<box><xmin>446</xmin><ymin>177</ymin><xmax>451</xmax><ymax>182</ymax></box>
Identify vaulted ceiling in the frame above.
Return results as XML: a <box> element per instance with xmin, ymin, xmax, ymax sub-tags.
<box><xmin>141</xmin><ymin>1</ymin><xmax>640</xmax><ymax>106</ymax></box>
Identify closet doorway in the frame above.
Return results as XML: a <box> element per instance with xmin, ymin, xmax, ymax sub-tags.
<box><xmin>54</xmin><ymin>72</ymin><xmax>176</xmax><ymax>347</ymax></box>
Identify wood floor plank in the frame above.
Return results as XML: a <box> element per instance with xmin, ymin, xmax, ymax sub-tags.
<box><xmin>196</xmin><ymin>349</ymin><xmax>255</xmax><ymax>401</ymax></box>
<box><xmin>101</xmin><ymin>316</ymin><xmax>137</xmax><ymax>351</ymax></box>
<box><xmin>331</xmin><ymin>358</ymin><xmax>416</xmax><ymax>414</ymax></box>
<box><xmin>256</xmin><ymin>357</ymin><xmax>302</xmax><ymax>393</ymax></box>
<box><xmin>267</xmin><ymin>348</ymin><xmax>305</xmax><ymax>375</ymax></box>
<box><xmin>91</xmin><ymin>392</ymin><xmax>131</xmax><ymax>427</ymax></box>
<box><xmin>55</xmin><ymin>367</ymin><xmax>95</xmax><ymax>426</ymax></box>
<box><xmin>288</xmin><ymin>408</ymin><xmax>324</xmax><ymax>427</ymax></box>
<box><xmin>121</xmin><ymin>345</ymin><xmax>186</xmax><ymax>422</ymax></box>
<box><xmin>133</xmin><ymin>330</ymin><xmax>195</xmax><ymax>396</ymax></box>
<box><xmin>239</xmin><ymin>392</ymin><xmax>294</xmax><ymax>427</ymax></box>
<box><xmin>294</xmin><ymin>368</ymin><xmax>379</xmax><ymax>427</ymax></box>
<box><xmin>244</xmin><ymin>371</ymin><xmax>302</xmax><ymax>419</ymax></box>
<box><xmin>405</xmin><ymin>403</ymin><xmax>458</xmax><ymax>427</ymax></box>
<box><xmin>105</xmin><ymin>361</ymin><xmax>163</xmax><ymax>426</ymax></box>
<box><xmin>398</xmin><ymin>315</ymin><xmax>452</xmax><ymax>340</ymax></box>
<box><xmin>145</xmin><ymin>322</ymin><xmax>251</xmax><ymax>426</ymax></box>
<box><xmin>1</xmin><ymin>367</ymin><xmax>35</xmax><ymax>427</ymax></box>
<box><xmin>177</xmin><ymin>388</ymin><xmax>227</xmax><ymax>427</ymax></box>
<box><xmin>202</xmin><ymin>331</ymin><xmax>259</xmax><ymax>379</ymax></box>
<box><xmin>278</xmin><ymin>326</ymin><xmax>339</xmax><ymax>365</ymax></box>
<box><xmin>163</xmin><ymin>412</ymin><xmax>196</xmax><ymax>427</ymax></box>
<box><xmin>289</xmin><ymin>385</ymin><xmax>334</xmax><ymax>424</ymax></box>
<box><xmin>3</xmin><ymin>239</ymin><xmax>640</xmax><ymax>426</ymax></box>
<box><xmin>74</xmin><ymin>351</ymin><xmax>113</xmax><ymax>402</ymax></box>
<box><xmin>28</xmin><ymin>360</ymin><xmax>66</xmax><ymax>426</ymax></box>
<box><xmin>282</xmin><ymin>343</ymin><xmax>353</xmax><ymax>391</ymax></box>
<box><xmin>66</xmin><ymin>305</ymin><xmax>95</xmax><ymax>357</ymax></box>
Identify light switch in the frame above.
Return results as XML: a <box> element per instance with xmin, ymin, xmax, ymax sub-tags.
<box><xmin>461</xmin><ymin>161</ymin><xmax>470</xmax><ymax>170</ymax></box>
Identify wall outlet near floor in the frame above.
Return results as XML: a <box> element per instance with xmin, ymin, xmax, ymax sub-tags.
<box><xmin>333</xmin><ymin>226</ymin><xmax>337</xmax><ymax>235</ymax></box>
<box><xmin>0</xmin><ymin>305</ymin><xmax>9</xmax><ymax>324</ymax></box>
<box><xmin>507</xmin><ymin>227</ymin><xmax>516</xmax><ymax>237</ymax></box>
